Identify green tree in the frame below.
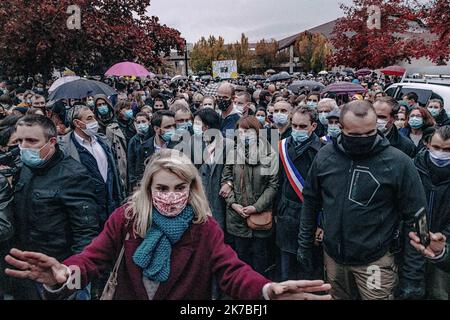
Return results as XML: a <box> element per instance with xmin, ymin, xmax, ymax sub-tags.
<box><xmin>295</xmin><ymin>31</ymin><xmax>331</xmax><ymax>72</ymax></box>
<box><xmin>254</xmin><ymin>39</ymin><xmax>279</xmax><ymax>70</ymax></box>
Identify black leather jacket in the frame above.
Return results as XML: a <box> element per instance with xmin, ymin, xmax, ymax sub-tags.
<box><xmin>12</xmin><ymin>147</ymin><xmax>100</xmax><ymax>261</ymax></box>
<box><xmin>0</xmin><ymin>174</ymin><xmax>13</xmax><ymax>242</ymax></box>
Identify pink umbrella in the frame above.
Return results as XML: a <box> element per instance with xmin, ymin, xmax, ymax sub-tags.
<box><xmin>380</xmin><ymin>65</ymin><xmax>406</xmax><ymax>77</ymax></box>
<box><xmin>105</xmin><ymin>61</ymin><xmax>153</xmax><ymax>77</ymax></box>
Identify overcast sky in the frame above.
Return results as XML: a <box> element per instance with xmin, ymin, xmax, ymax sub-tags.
<box><xmin>148</xmin><ymin>0</ymin><xmax>354</xmax><ymax>43</ymax></box>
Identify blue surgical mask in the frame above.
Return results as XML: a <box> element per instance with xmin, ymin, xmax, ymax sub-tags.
<box><xmin>193</xmin><ymin>125</ymin><xmax>203</xmax><ymax>137</ymax></box>
<box><xmin>161</xmin><ymin>129</ymin><xmax>175</xmax><ymax>142</ymax></box>
<box><xmin>409</xmin><ymin>117</ymin><xmax>423</xmax><ymax>129</ymax></box>
<box><xmin>97</xmin><ymin>105</ymin><xmax>109</xmax><ymax>116</ymax></box>
<box><xmin>136</xmin><ymin>123</ymin><xmax>150</xmax><ymax>135</ymax></box>
<box><xmin>244</xmin><ymin>135</ymin><xmax>257</xmax><ymax>146</ymax></box>
<box><xmin>428</xmin><ymin>108</ymin><xmax>440</xmax><ymax>118</ymax></box>
<box><xmin>307</xmin><ymin>101</ymin><xmax>318</xmax><ymax>109</ymax></box>
<box><xmin>319</xmin><ymin>112</ymin><xmax>329</xmax><ymax>125</ymax></box>
<box><xmin>20</xmin><ymin>142</ymin><xmax>50</xmax><ymax>168</ymax></box>
<box><xmin>256</xmin><ymin>116</ymin><xmax>266</xmax><ymax>125</ymax></box>
<box><xmin>176</xmin><ymin>121</ymin><xmax>192</xmax><ymax>133</ymax></box>
<box><xmin>273</xmin><ymin>113</ymin><xmax>289</xmax><ymax>127</ymax></box>
<box><xmin>327</xmin><ymin>124</ymin><xmax>341</xmax><ymax>138</ymax></box>
<box><xmin>124</xmin><ymin>110</ymin><xmax>134</xmax><ymax>120</ymax></box>
<box><xmin>291</xmin><ymin>129</ymin><xmax>310</xmax><ymax>143</ymax></box>
<box><xmin>429</xmin><ymin>149</ymin><xmax>450</xmax><ymax>167</ymax></box>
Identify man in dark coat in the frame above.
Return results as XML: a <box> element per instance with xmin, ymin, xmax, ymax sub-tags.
<box><xmin>59</xmin><ymin>106</ymin><xmax>125</xmax><ymax>227</ymax></box>
<box><xmin>414</xmin><ymin>125</ymin><xmax>450</xmax><ymax>299</ymax></box>
<box><xmin>427</xmin><ymin>99</ymin><xmax>450</xmax><ymax>127</ymax></box>
<box><xmin>374</xmin><ymin>97</ymin><xmax>417</xmax><ymax>158</ymax></box>
<box><xmin>276</xmin><ymin>108</ymin><xmax>323</xmax><ymax>281</ymax></box>
<box><xmin>298</xmin><ymin>101</ymin><xmax>428</xmax><ymax>300</ymax></box>
<box><xmin>10</xmin><ymin>115</ymin><xmax>99</xmax><ymax>299</ymax></box>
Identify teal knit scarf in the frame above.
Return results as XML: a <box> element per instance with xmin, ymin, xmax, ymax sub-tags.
<box><xmin>132</xmin><ymin>205</ymin><xmax>194</xmax><ymax>282</ymax></box>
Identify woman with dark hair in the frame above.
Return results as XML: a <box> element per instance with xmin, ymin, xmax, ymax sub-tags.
<box><xmin>151</xmin><ymin>94</ymin><xmax>168</xmax><ymax>111</ymax></box>
<box><xmin>220</xmin><ymin>116</ymin><xmax>278</xmax><ymax>277</ymax></box>
<box><xmin>400</xmin><ymin>107</ymin><xmax>436</xmax><ymax>153</ymax></box>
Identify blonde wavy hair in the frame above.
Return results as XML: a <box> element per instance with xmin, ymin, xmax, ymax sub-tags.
<box><xmin>125</xmin><ymin>149</ymin><xmax>211</xmax><ymax>238</ymax></box>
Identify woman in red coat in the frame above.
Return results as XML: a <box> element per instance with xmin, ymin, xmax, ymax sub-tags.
<box><xmin>5</xmin><ymin>149</ymin><xmax>330</xmax><ymax>300</ymax></box>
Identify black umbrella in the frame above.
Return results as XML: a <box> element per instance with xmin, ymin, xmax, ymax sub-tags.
<box><xmin>48</xmin><ymin>78</ymin><xmax>117</xmax><ymax>101</ymax></box>
<box><xmin>267</xmin><ymin>71</ymin><xmax>292</xmax><ymax>82</ymax></box>
<box><xmin>288</xmin><ymin>80</ymin><xmax>325</xmax><ymax>94</ymax></box>
<box><xmin>248</xmin><ymin>74</ymin><xmax>266</xmax><ymax>81</ymax></box>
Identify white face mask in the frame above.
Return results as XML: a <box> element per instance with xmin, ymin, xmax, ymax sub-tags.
<box><xmin>376</xmin><ymin>119</ymin><xmax>389</xmax><ymax>133</ymax></box>
<box><xmin>81</xmin><ymin>121</ymin><xmax>99</xmax><ymax>137</ymax></box>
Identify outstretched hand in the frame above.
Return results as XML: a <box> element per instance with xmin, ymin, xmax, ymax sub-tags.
<box><xmin>267</xmin><ymin>280</ymin><xmax>332</xmax><ymax>300</ymax></box>
<box><xmin>4</xmin><ymin>248</ymin><xmax>69</xmax><ymax>287</ymax></box>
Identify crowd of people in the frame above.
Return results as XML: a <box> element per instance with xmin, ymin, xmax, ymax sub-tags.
<box><xmin>0</xmin><ymin>71</ymin><xmax>449</xmax><ymax>300</ymax></box>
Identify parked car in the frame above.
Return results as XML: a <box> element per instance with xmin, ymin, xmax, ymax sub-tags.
<box><xmin>385</xmin><ymin>66</ymin><xmax>450</xmax><ymax>111</ymax></box>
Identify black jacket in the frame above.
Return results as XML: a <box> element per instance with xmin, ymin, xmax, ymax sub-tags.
<box><xmin>415</xmin><ymin>150</ymin><xmax>450</xmax><ymax>236</ymax></box>
<box><xmin>12</xmin><ymin>147</ymin><xmax>99</xmax><ymax>261</ymax></box>
<box><xmin>127</xmin><ymin>131</ymin><xmax>154</xmax><ymax>191</ymax></box>
<box><xmin>298</xmin><ymin>135</ymin><xmax>428</xmax><ymax>279</ymax></box>
<box><xmin>127</xmin><ymin>135</ymin><xmax>180</xmax><ymax>191</ymax></box>
<box><xmin>276</xmin><ymin>134</ymin><xmax>322</xmax><ymax>253</ymax></box>
<box><xmin>0</xmin><ymin>175</ymin><xmax>13</xmax><ymax>242</ymax></box>
<box><xmin>435</xmin><ymin>109</ymin><xmax>450</xmax><ymax>127</ymax></box>
<box><xmin>386</xmin><ymin>125</ymin><xmax>417</xmax><ymax>158</ymax></box>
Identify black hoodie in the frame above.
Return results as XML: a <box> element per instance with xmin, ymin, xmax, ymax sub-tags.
<box><xmin>435</xmin><ymin>109</ymin><xmax>450</xmax><ymax>127</ymax></box>
<box><xmin>415</xmin><ymin>149</ymin><xmax>450</xmax><ymax>235</ymax></box>
<box><xmin>298</xmin><ymin>134</ymin><xmax>428</xmax><ymax>278</ymax></box>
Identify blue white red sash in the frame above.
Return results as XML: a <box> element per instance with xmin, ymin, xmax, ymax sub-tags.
<box><xmin>279</xmin><ymin>138</ymin><xmax>305</xmax><ymax>202</ymax></box>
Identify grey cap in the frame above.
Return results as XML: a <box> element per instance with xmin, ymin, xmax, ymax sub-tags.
<box><xmin>327</xmin><ymin>109</ymin><xmax>340</xmax><ymax>119</ymax></box>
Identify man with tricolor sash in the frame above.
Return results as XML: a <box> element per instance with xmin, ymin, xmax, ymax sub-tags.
<box><xmin>276</xmin><ymin>107</ymin><xmax>324</xmax><ymax>281</ymax></box>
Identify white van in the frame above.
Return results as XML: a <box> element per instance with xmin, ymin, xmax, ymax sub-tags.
<box><xmin>385</xmin><ymin>66</ymin><xmax>450</xmax><ymax>112</ymax></box>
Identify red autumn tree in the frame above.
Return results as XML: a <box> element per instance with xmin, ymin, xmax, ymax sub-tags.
<box><xmin>329</xmin><ymin>0</ymin><xmax>423</xmax><ymax>69</ymax></box>
<box><xmin>419</xmin><ymin>0</ymin><xmax>450</xmax><ymax>65</ymax></box>
<box><xmin>0</xmin><ymin>0</ymin><xmax>185</xmax><ymax>78</ymax></box>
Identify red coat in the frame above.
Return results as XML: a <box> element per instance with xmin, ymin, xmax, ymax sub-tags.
<box><xmin>63</xmin><ymin>206</ymin><xmax>271</xmax><ymax>300</ymax></box>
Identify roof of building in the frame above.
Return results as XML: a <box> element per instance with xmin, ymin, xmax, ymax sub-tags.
<box><xmin>277</xmin><ymin>20</ymin><xmax>338</xmax><ymax>51</ymax></box>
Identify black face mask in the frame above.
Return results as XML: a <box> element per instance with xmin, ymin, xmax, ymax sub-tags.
<box><xmin>217</xmin><ymin>99</ymin><xmax>232</xmax><ymax>111</ymax></box>
<box><xmin>341</xmin><ymin>133</ymin><xmax>377</xmax><ymax>157</ymax></box>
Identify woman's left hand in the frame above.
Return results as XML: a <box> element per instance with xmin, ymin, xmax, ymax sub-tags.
<box><xmin>242</xmin><ymin>206</ymin><xmax>257</xmax><ymax>216</ymax></box>
<box><xmin>267</xmin><ymin>280</ymin><xmax>332</xmax><ymax>300</ymax></box>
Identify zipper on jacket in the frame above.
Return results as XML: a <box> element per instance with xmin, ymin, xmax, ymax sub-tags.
<box><xmin>339</xmin><ymin>160</ymin><xmax>353</xmax><ymax>258</ymax></box>
<box><xmin>428</xmin><ymin>190</ymin><xmax>435</xmax><ymax>230</ymax></box>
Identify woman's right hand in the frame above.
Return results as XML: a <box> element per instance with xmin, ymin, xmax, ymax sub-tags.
<box><xmin>231</xmin><ymin>203</ymin><xmax>248</xmax><ymax>218</ymax></box>
<box><xmin>4</xmin><ymin>248</ymin><xmax>70</xmax><ymax>287</ymax></box>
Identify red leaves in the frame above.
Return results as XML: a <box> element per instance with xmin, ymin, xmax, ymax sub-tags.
<box><xmin>329</xmin><ymin>0</ymin><xmax>449</xmax><ymax>68</ymax></box>
<box><xmin>0</xmin><ymin>0</ymin><xmax>184</xmax><ymax>77</ymax></box>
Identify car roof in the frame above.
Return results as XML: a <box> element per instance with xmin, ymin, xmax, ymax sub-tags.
<box><xmin>387</xmin><ymin>83</ymin><xmax>450</xmax><ymax>91</ymax></box>
<box><xmin>386</xmin><ymin>82</ymin><xmax>450</xmax><ymax>109</ymax></box>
